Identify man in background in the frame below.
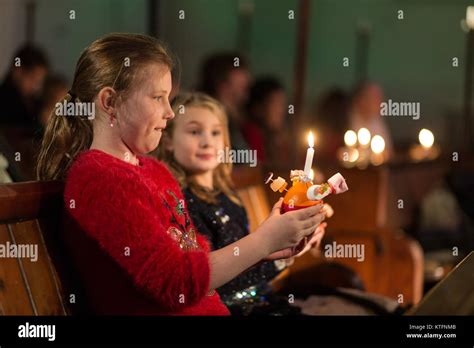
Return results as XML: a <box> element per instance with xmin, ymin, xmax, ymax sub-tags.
<box><xmin>0</xmin><ymin>45</ymin><xmax>49</xmax><ymax>130</ymax></box>
<box><xmin>349</xmin><ymin>82</ymin><xmax>393</xmax><ymax>157</ymax></box>
<box><xmin>199</xmin><ymin>52</ymin><xmax>251</xmax><ymax>151</ymax></box>
<box><xmin>0</xmin><ymin>45</ymin><xmax>49</xmax><ymax>180</ymax></box>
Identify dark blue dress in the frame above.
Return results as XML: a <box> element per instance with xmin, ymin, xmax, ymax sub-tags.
<box><xmin>184</xmin><ymin>188</ymin><xmax>301</xmax><ymax>315</ymax></box>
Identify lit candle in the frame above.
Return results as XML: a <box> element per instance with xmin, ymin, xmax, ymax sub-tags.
<box><xmin>357</xmin><ymin>128</ymin><xmax>371</xmax><ymax>147</ymax></box>
<box><xmin>419</xmin><ymin>128</ymin><xmax>434</xmax><ymax>149</ymax></box>
<box><xmin>303</xmin><ymin>131</ymin><xmax>315</xmax><ymax>178</ymax></box>
<box><xmin>370</xmin><ymin>135</ymin><xmax>385</xmax><ymax>154</ymax></box>
<box><xmin>309</xmin><ymin>169</ymin><xmax>314</xmax><ymax>181</ymax></box>
<box><xmin>344</xmin><ymin>130</ymin><xmax>357</xmax><ymax>147</ymax></box>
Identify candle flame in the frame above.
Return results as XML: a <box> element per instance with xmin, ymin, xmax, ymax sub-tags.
<box><xmin>370</xmin><ymin>135</ymin><xmax>385</xmax><ymax>154</ymax></box>
<box><xmin>357</xmin><ymin>128</ymin><xmax>371</xmax><ymax>146</ymax></box>
<box><xmin>308</xmin><ymin>131</ymin><xmax>314</xmax><ymax>148</ymax></box>
<box><xmin>419</xmin><ymin>128</ymin><xmax>434</xmax><ymax>148</ymax></box>
<box><xmin>344</xmin><ymin>130</ymin><xmax>357</xmax><ymax>147</ymax></box>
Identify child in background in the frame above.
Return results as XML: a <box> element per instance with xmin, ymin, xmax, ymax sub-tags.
<box><xmin>158</xmin><ymin>92</ymin><xmax>326</xmax><ymax>315</ymax></box>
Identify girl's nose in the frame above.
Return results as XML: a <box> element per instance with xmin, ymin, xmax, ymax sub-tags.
<box><xmin>200</xmin><ymin>132</ymin><xmax>212</xmax><ymax>148</ymax></box>
<box><xmin>166</xmin><ymin>110</ymin><xmax>175</xmax><ymax>120</ymax></box>
<box><xmin>164</xmin><ymin>101</ymin><xmax>175</xmax><ymax>120</ymax></box>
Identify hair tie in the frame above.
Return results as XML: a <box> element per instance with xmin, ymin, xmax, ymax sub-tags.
<box><xmin>68</xmin><ymin>90</ymin><xmax>77</xmax><ymax>101</ymax></box>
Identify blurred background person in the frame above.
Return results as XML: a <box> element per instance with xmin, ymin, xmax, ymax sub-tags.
<box><xmin>38</xmin><ymin>74</ymin><xmax>69</xmax><ymax>130</ymax></box>
<box><xmin>312</xmin><ymin>88</ymin><xmax>350</xmax><ymax>162</ymax></box>
<box><xmin>0</xmin><ymin>45</ymin><xmax>49</xmax><ymax>180</ymax></box>
<box><xmin>198</xmin><ymin>52</ymin><xmax>251</xmax><ymax>151</ymax></box>
<box><xmin>243</xmin><ymin>76</ymin><xmax>291</xmax><ymax>172</ymax></box>
<box><xmin>349</xmin><ymin>81</ymin><xmax>393</xmax><ymax>158</ymax></box>
<box><xmin>0</xmin><ymin>45</ymin><xmax>49</xmax><ymax>130</ymax></box>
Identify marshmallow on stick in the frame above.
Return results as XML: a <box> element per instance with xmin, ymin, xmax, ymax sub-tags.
<box><xmin>306</xmin><ymin>173</ymin><xmax>348</xmax><ymax>201</ymax></box>
<box><xmin>265</xmin><ymin>172</ymin><xmax>288</xmax><ymax>193</ymax></box>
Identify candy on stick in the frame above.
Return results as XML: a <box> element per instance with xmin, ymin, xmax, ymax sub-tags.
<box><xmin>265</xmin><ymin>172</ymin><xmax>288</xmax><ymax>193</ymax></box>
<box><xmin>306</xmin><ymin>173</ymin><xmax>348</xmax><ymax>201</ymax></box>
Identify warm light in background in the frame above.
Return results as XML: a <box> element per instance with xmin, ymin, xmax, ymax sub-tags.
<box><xmin>344</xmin><ymin>130</ymin><xmax>357</xmax><ymax>146</ymax></box>
<box><xmin>467</xmin><ymin>6</ymin><xmax>474</xmax><ymax>29</ymax></box>
<box><xmin>357</xmin><ymin>128</ymin><xmax>371</xmax><ymax>146</ymax></box>
<box><xmin>349</xmin><ymin>149</ymin><xmax>360</xmax><ymax>162</ymax></box>
<box><xmin>370</xmin><ymin>135</ymin><xmax>385</xmax><ymax>154</ymax></box>
<box><xmin>419</xmin><ymin>128</ymin><xmax>434</xmax><ymax>149</ymax></box>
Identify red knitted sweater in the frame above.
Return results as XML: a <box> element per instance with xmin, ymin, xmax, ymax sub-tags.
<box><xmin>63</xmin><ymin>149</ymin><xmax>230</xmax><ymax>315</ymax></box>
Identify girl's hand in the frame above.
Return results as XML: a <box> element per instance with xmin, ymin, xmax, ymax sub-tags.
<box><xmin>255</xmin><ymin>198</ymin><xmax>326</xmax><ymax>256</ymax></box>
<box><xmin>295</xmin><ymin>222</ymin><xmax>326</xmax><ymax>257</ymax></box>
<box><xmin>265</xmin><ymin>222</ymin><xmax>327</xmax><ymax>261</ymax></box>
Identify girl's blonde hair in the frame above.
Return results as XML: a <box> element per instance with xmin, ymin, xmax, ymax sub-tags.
<box><xmin>36</xmin><ymin>33</ymin><xmax>177</xmax><ymax>181</ymax></box>
<box><xmin>157</xmin><ymin>92</ymin><xmax>242</xmax><ymax>206</ymax></box>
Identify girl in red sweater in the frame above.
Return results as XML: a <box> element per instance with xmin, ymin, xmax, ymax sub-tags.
<box><xmin>36</xmin><ymin>33</ymin><xmax>325</xmax><ymax>315</ymax></box>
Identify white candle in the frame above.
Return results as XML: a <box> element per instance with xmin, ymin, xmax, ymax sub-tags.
<box><xmin>303</xmin><ymin>131</ymin><xmax>315</xmax><ymax>178</ymax></box>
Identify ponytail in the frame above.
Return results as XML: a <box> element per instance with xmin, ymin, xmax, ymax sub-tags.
<box><xmin>36</xmin><ymin>92</ymin><xmax>93</xmax><ymax>181</ymax></box>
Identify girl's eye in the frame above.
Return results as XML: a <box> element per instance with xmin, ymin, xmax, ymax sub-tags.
<box><xmin>212</xmin><ymin>130</ymin><xmax>222</xmax><ymax>136</ymax></box>
<box><xmin>189</xmin><ymin>129</ymin><xmax>200</xmax><ymax>135</ymax></box>
<box><xmin>154</xmin><ymin>96</ymin><xmax>162</xmax><ymax>101</ymax></box>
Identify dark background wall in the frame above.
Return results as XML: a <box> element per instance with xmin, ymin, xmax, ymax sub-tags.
<box><xmin>1</xmin><ymin>0</ymin><xmax>471</xmax><ymax>149</ymax></box>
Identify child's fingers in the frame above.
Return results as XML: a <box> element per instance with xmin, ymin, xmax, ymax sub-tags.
<box><xmin>301</xmin><ymin>225</ymin><xmax>317</xmax><ymax>238</ymax></box>
<box><xmin>301</xmin><ymin>213</ymin><xmax>325</xmax><ymax>229</ymax></box>
<box><xmin>314</xmin><ymin>222</ymin><xmax>327</xmax><ymax>235</ymax></box>
<box><xmin>309</xmin><ymin>228</ymin><xmax>325</xmax><ymax>245</ymax></box>
<box><xmin>296</xmin><ymin>243</ymin><xmax>312</xmax><ymax>257</ymax></box>
<box><xmin>291</xmin><ymin>203</ymin><xmax>323</xmax><ymax>221</ymax></box>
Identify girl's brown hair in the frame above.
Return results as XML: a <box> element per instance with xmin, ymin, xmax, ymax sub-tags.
<box><xmin>36</xmin><ymin>33</ymin><xmax>177</xmax><ymax>181</ymax></box>
<box><xmin>156</xmin><ymin>92</ymin><xmax>242</xmax><ymax>206</ymax></box>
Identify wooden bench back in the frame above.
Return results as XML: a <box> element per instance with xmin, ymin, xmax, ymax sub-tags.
<box><xmin>232</xmin><ymin>167</ymin><xmax>271</xmax><ymax>233</ymax></box>
<box><xmin>323</xmin><ymin>166</ymin><xmax>388</xmax><ymax>233</ymax></box>
<box><xmin>0</xmin><ymin>181</ymin><xmax>67</xmax><ymax>315</ymax></box>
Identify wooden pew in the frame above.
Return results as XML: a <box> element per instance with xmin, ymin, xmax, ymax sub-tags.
<box><xmin>0</xmin><ymin>181</ymin><xmax>67</xmax><ymax>315</ymax></box>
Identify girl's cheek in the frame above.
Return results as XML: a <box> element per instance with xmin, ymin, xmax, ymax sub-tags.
<box><xmin>216</xmin><ymin>138</ymin><xmax>225</xmax><ymax>152</ymax></box>
<box><xmin>174</xmin><ymin>134</ymin><xmax>196</xmax><ymax>158</ymax></box>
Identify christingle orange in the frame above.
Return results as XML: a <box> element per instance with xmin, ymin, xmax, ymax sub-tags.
<box><xmin>265</xmin><ymin>170</ymin><xmax>348</xmax><ymax>214</ymax></box>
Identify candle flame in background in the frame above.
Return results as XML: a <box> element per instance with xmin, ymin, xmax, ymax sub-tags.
<box><xmin>370</xmin><ymin>135</ymin><xmax>385</xmax><ymax>154</ymax></box>
<box><xmin>467</xmin><ymin>6</ymin><xmax>474</xmax><ymax>29</ymax></box>
<box><xmin>307</xmin><ymin>131</ymin><xmax>315</xmax><ymax>148</ymax></box>
<box><xmin>419</xmin><ymin>128</ymin><xmax>434</xmax><ymax>148</ymax></box>
<box><xmin>344</xmin><ymin>130</ymin><xmax>357</xmax><ymax>147</ymax></box>
<box><xmin>357</xmin><ymin>128</ymin><xmax>371</xmax><ymax>146</ymax></box>
<box><xmin>349</xmin><ymin>148</ymin><xmax>359</xmax><ymax>162</ymax></box>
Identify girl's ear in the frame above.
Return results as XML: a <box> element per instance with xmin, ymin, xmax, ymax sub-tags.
<box><xmin>96</xmin><ymin>87</ymin><xmax>117</xmax><ymax>117</ymax></box>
